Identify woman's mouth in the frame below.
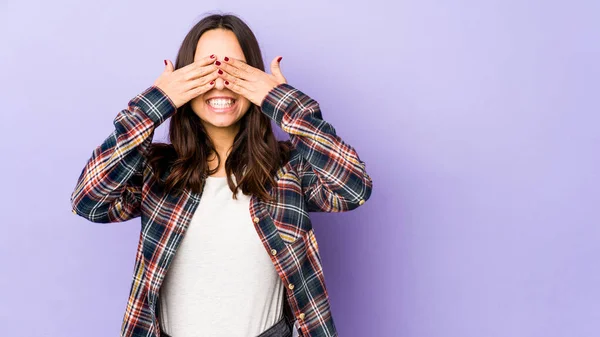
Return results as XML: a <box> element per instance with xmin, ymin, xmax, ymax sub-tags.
<box><xmin>206</xmin><ymin>97</ymin><xmax>237</xmax><ymax>113</ymax></box>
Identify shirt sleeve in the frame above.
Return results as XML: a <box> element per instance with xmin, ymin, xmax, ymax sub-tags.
<box><xmin>260</xmin><ymin>83</ymin><xmax>373</xmax><ymax>212</ymax></box>
<box><xmin>70</xmin><ymin>86</ymin><xmax>177</xmax><ymax>223</ymax></box>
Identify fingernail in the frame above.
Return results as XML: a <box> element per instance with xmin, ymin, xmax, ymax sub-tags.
<box><xmin>225</xmin><ymin>81</ymin><xmax>230</xmax><ymax>85</ymax></box>
<box><xmin>224</xmin><ymin>56</ymin><xmax>229</xmax><ymax>62</ymax></box>
<box><xmin>277</xmin><ymin>57</ymin><xmax>282</xmax><ymax>62</ymax></box>
<box><xmin>218</xmin><ymin>69</ymin><xmax>223</xmax><ymax>75</ymax></box>
<box><xmin>215</xmin><ymin>61</ymin><xmax>221</xmax><ymax>66</ymax></box>
<box><xmin>210</xmin><ymin>80</ymin><xmax>215</xmax><ymax>85</ymax></box>
<box><xmin>164</xmin><ymin>59</ymin><xmax>167</xmax><ymax>65</ymax></box>
<box><xmin>210</xmin><ymin>54</ymin><xmax>215</xmax><ymax>59</ymax></box>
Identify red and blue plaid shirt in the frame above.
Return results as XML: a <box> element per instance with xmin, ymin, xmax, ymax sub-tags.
<box><xmin>70</xmin><ymin>83</ymin><xmax>373</xmax><ymax>337</ymax></box>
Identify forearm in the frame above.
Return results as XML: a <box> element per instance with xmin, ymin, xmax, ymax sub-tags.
<box><xmin>261</xmin><ymin>83</ymin><xmax>372</xmax><ymax>211</ymax></box>
<box><xmin>70</xmin><ymin>86</ymin><xmax>177</xmax><ymax>222</ymax></box>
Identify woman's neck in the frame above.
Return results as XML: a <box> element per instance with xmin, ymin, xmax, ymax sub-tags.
<box><xmin>203</xmin><ymin>122</ymin><xmax>240</xmax><ymax>175</ymax></box>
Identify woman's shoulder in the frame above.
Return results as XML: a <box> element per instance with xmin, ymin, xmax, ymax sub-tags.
<box><xmin>148</xmin><ymin>141</ymin><xmax>175</xmax><ymax>154</ymax></box>
<box><xmin>276</xmin><ymin>139</ymin><xmax>306</xmax><ymax>175</ymax></box>
<box><xmin>145</xmin><ymin>142</ymin><xmax>177</xmax><ymax>179</ymax></box>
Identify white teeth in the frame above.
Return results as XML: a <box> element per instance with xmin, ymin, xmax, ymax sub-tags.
<box><xmin>207</xmin><ymin>98</ymin><xmax>235</xmax><ymax>108</ymax></box>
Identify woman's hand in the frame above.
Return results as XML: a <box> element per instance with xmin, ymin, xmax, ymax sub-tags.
<box><xmin>214</xmin><ymin>56</ymin><xmax>287</xmax><ymax>106</ymax></box>
<box><xmin>153</xmin><ymin>55</ymin><xmax>220</xmax><ymax>108</ymax></box>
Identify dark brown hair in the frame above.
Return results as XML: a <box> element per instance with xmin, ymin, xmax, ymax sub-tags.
<box><xmin>147</xmin><ymin>13</ymin><xmax>291</xmax><ymax>201</ymax></box>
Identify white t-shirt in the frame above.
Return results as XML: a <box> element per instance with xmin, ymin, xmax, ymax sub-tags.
<box><xmin>158</xmin><ymin>175</ymin><xmax>285</xmax><ymax>337</ymax></box>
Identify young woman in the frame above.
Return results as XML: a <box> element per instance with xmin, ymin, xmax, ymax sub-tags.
<box><xmin>70</xmin><ymin>13</ymin><xmax>372</xmax><ymax>337</ymax></box>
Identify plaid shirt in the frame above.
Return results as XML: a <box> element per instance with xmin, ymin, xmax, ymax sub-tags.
<box><xmin>70</xmin><ymin>83</ymin><xmax>373</xmax><ymax>337</ymax></box>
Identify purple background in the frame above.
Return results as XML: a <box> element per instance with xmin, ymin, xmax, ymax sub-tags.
<box><xmin>1</xmin><ymin>0</ymin><xmax>599</xmax><ymax>336</ymax></box>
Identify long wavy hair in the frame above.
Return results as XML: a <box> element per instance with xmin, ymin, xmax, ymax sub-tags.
<box><xmin>147</xmin><ymin>14</ymin><xmax>291</xmax><ymax>201</ymax></box>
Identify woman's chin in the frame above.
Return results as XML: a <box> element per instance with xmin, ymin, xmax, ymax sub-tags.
<box><xmin>201</xmin><ymin>115</ymin><xmax>241</xmax><ymax>129</ymax></box>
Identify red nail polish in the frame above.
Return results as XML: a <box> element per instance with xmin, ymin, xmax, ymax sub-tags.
<box><xmin>215</xmin><ymin>61</ymin><xmax>221</xmax><ymax>66</ymax></box>
<box><xmin>210</xmin><ymin>54</ymin><xmax>215</xmax><ymax>59</ymax></box>
<box><xmin>210</xmin><ymin>80</ymin><xmax>215</xmax><ymax>85</ymax></box>
<box><xmin>277</xmin><ymin>57</ymin><xmax>282</xmax><ymax>62</ymax></box>
<box><xmin>224</xmin><ymin>57</ymin><xmax>229</xmax><ymax>62</ymax></box>
<box><xmin>225</xmin><ymin>81</ymin><xmax>230</xmax><ymax>85</ymax></box>
<box><xmin>218</xmin><ymin>69</ymin><xmax>223</xmax><ymax>75</ymax></box>
<box><xmin>164</xmin><ymin>59</ymin><xmax>167</xmax><ymax>65</ymax></box>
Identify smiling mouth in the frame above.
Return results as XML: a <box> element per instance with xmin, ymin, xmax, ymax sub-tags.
<box><xmin>206</xmin><ymin>98</ymin><xmax>236</xmax><ymax>109</ymax></box>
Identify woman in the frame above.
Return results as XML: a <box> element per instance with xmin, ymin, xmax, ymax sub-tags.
<box><xmin>70</xmin><ymin>13</ymin><xmax>372</xmax><ymax>337</ymax></box>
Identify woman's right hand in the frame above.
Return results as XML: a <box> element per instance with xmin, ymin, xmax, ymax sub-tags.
<box><xmin>153</xmin><ymin>55</ymin><xmax>219</xmax><ymax>108</ymax></box>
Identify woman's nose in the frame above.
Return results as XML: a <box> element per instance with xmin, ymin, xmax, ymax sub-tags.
<box><xmin>213</xmin><ymin>76</ymin><xmax>226</xmax><ymax>90</ymax></box>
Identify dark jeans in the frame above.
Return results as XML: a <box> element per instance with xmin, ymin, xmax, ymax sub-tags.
<box><xmin>159</xmin><ymin>315</ymin><xmax>294</xmax><ymax>337</ymax></box>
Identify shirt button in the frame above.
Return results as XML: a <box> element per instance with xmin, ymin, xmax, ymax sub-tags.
<box><xmin>358</xmin><ymin>199</ymin><xmax>365</xmax><ymax>205</ymax></box>
<box><xmin>288</xmin><ymin>283</ymin><xmax>295</xmax><ymax>290</ymax></box>
<box><xmin>270</xmin><ymin>249</ymin><xmax>277</xmax><ymax>255</ymax></box>
<box><xmin>298</xmin><ymin>312</ymin><xmax>305</xmax><ymax>320</ymax></box>
<box><xmin>253</xmin><ymin>217</ymin><xmax>260</xmax><ymax>223</ymax></box>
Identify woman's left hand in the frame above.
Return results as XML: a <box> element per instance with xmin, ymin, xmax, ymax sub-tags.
<box><xmin>215</xmin><ymin>56</ymin><xmax>287</xmax><ymax>106</ymax></box>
